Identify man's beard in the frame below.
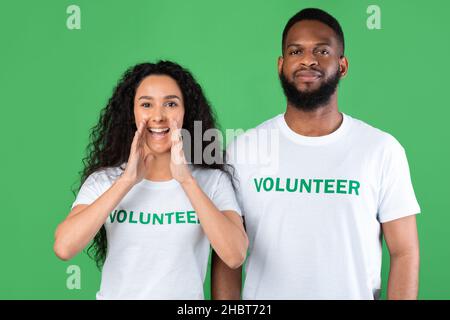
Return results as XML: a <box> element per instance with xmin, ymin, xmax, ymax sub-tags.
<box><xmin>279</xmin><ymin>68</ymin><xmax>341</xmax><ymax>111</ymax></box>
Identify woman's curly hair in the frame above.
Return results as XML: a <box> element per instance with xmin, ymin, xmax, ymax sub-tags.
<box><xmin>77</xmin><ymin>60</ymin><xmax>234</xmax><ymax>270</ymax></box>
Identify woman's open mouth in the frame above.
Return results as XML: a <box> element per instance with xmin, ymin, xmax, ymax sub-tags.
<box><xmin>147</xmin><ymin>127</ymin><xmax>170</xmax><ymax>140</ymax></box>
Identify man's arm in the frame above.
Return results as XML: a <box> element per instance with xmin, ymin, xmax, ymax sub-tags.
<box><xmin>382</xmin><ymin>215</ymin><xmax>420</xmax><ymax>299</ymax></box>
<box><xmin>211</xmin><ymin>250</ymin><xmax>243</xmax><ymax>300</ymax></box>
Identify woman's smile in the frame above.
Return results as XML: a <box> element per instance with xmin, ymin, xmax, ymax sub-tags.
<box><xmin>147</xmin><ymin>127</ymin><xmax>170</xmax><ymax>140</ymax></box>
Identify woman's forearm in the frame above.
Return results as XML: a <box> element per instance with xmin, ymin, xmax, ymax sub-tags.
<box><xmin>54</xmin><ymin>177</ymin><xmax>134</xmax><ymax>260</ymax></box>
<box><xmin>181</xmin><ymin>177</ymin><xmax>248</xmax><ymax>269</ymax></box>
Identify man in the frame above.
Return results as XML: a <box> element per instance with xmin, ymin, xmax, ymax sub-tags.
<box><xmin>212</xmin><ymin>8</ymin><xmax>420</xmax><ymax>300</ymax></box>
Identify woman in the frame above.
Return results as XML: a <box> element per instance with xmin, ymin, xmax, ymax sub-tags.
<box><xmin>54</xmin><ymin>61</ymin><xmax>248</xmax><ymax>299</ymax></box>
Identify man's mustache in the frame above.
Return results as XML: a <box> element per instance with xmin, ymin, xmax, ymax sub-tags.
<box><xmin>294</xmin><ymin>67</ymin><xmax>324</xmax><ymax>78</ymax></box>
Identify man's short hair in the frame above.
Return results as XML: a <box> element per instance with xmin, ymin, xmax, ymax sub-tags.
<box><xmin>282</xmin><ymin>8</ymin><xmax>345</xmax><ymax>56</ymax></box>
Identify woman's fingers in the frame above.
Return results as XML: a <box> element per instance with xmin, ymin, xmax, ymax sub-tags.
<box><xmin>170</xmin><ymin>120</ymin><xmax>179</xmax><ymax>148</ymax></box>
<box><xmin>170</xmin><ymin>120</ymin><xmax>186</xmax><ymax>165</ymax></box>
<box><xmin>138</xmin><ymin>119</ymin><xmax>146</xmax><ymax>138</ymax></box>
<box><xmin>170</xmin><ymin>119</ymin><xmax>182</xmax><ymax>144</ymax></box>
<box><xmin>128</xmin><ymin>119</ymin><xmax>147</xmax><ymax>160</ymax></box>
<box><xmin>130</xmin><ymin>130</ymin><xmax>139</xmax><ymax>154</ymax></box>
<box><xmin>136</xmin><ymin>119</ymin><xmax>148</xmax><ymax>150</ymax></box>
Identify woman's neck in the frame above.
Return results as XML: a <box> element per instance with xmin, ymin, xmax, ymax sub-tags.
<box><xmin>144</xmin><ymin>152</ymin><xmax>173</xmax><ymax>181</ymax></box>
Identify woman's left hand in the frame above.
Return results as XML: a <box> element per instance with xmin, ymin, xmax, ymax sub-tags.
<box><xmin>170</xmin><ymin>120</ymin><xmax>193</xmax><ymax>184</ymax></box>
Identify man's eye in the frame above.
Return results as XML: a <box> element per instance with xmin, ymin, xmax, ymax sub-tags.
<box><xmin>141</xmin><ymin>103</ymin><xmax>151</xmax><ymax>108</ymax></box>
<box><xmin>319</xmin><ymin>49</ymin><xmax>329</xmax><ymax>55</ymax></box>
<box><xmin>290</xmin><ymin>50</ymin><xmax>302</xmax><ymax>55</ymax></box>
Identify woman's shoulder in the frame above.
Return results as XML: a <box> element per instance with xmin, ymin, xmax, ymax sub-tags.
<box><xmin>191</xmin><ymin>166</ymin><xmax>234</xmax><ymax>191</ymax></box>
<box><xmin>84</xmin><ymin>164</ymin><xmax>124</xmax><ymax>186</ymax></box>
<box><xmin>191</xmin><ymin>165</ymin><xmax>225</xmax><ymax>179</ymax></box>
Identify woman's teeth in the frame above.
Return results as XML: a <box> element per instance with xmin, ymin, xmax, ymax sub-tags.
<box><xmin>147</xmin><ymin>128</ymin><xmax>170</xmax><ymax>138</ymax></box>
<box><xmin>148</xmin><ymin>128</ymin><xmax>170</xmax><ymax>133</ymax></box>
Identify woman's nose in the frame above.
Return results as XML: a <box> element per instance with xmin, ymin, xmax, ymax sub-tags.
<box><xmin>149</xmin><ymin>106</ymin><xmax>166</xmax><ymax>123</ymax></box>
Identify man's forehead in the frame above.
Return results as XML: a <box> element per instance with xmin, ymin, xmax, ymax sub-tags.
<box><xmin>285</xmin><ymin>20</ymin><xmax>338</xmax><ymax>45</ymax></box>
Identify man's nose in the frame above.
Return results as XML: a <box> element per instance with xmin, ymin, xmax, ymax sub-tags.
<box><xmin>300</xmin><ymin>51</ymin><xmax>318</xmax><ymax>67</ymax></box>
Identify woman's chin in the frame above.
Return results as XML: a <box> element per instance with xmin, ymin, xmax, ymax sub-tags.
<box><xmin>145</xmin><ymin>142</ymin><xmax>171</xmax><ymax>156</ymax></box>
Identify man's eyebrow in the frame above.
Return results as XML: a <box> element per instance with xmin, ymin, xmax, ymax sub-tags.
<box><xmin>287</xmin><ymin>41</ymin><xmax>332</xmax><ymax>48</ymax></box>
<box><xmin>315</xmin><ymin>42</ymin><xmax>332</xmax><ymax>47</ymax></box>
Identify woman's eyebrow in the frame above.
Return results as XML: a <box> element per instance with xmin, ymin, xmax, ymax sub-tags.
<box><xmin>164</xmin><ymin>95</ymin><xmax>181</xmax><ymax>101</ymax></box>
<box><xmin>138</xmin><ymin>95</ymin><xmax>181</xmax><ymax>100</ymax></box>
<box><xmin>138</xmin><ymin>96</ymin><xmax>153</xmax><ymax>100</ymax></box>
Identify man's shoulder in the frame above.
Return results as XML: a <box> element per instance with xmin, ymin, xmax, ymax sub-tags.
<box><xmin>227</xmin><ymin>113</ymin><xmax>282</xmax><ymax>148</ymax></box>
<box><xmin>347</xmin><ymin>114</ymin><xmax>404</xmax><ymax>152</ymax></box>
<box><xmin>253</xmin><ymin>113</ymin><xmax>283</xmax><ymax>130</ymax></box>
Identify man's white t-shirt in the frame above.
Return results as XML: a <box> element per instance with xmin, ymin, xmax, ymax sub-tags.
<box><xmin>227</xmin><ymin>113</ymin><xmax>420</xmax><ymax>300</ymax></box>
<box><xmin>71</xmin><ymin>165</ymin><xmax>241</xmax><ymax>300</ymax></box>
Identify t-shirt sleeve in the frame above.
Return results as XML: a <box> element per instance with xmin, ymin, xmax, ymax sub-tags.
<box><xmin>71</xmin><ymin>172</ymin><xmax>103</xmax><ymax>210</ymax></box>
<box><xmin>211</xmin><ymin>171</ymin><xmax>242</xmax><ymax>217</ymax></box>
<box><xmin>225</xmin><ymin>137</ymin><xmax>246</xmax><ymax>217</ymax></box>
<box><xmin>377</xmin><ymin>139</ymin><xmax>421</xmax><ymax>223</ymax></box>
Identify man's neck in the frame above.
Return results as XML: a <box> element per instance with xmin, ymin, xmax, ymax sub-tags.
<box><xmin>284</xmin><ymin>96</ymin><xmax>342</xmax><ymax>137</ymax></box>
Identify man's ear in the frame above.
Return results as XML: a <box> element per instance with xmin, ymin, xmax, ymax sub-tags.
<box><xmin>339</xmin><ymin>56</ymin><xmax>349</xmax><ymax>78</ymax></box>
<box><xmin>277</xmin><ymin>56</ymin><xmax>283</xmax><ymax>75</ymax></box>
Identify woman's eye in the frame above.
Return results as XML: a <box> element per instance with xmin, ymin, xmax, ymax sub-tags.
<box><xmin>166</xmin><ymin>101</ymin><xmax>178</xmax><ymax>107</ymax></box>
<box><xmin>141</xmin><ymin>103</ymin><xmax>151</xmax><ymax>108</ymax></box>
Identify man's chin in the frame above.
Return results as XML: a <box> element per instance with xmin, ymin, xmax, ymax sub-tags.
<box><xmin>295</xmin><ymin>82</ymin><xmax>321</xmax><ymax>93</ymax></box>
<box><xmin>296</xmin><ymin>87</ymin><xmax>320</xmax><ymax>96</ymax></box>
<box><xmin>289</xmin><ymin>100</ymin><xmax>328</xmax><ymax>112</ymax></box>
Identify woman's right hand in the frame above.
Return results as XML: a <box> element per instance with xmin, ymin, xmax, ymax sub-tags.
<box><xmin>54</xmin><ymin>121</ymin><xmax>152</xmax><ymax>260</ymax></box>
<box><xmin>121</xmin><ymin>119</ymin><xmax>154</xmax><ymax>185</ymax></box>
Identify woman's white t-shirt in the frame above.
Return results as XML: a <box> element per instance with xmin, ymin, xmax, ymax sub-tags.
<box><xmin>71</xmin><ymin>165</ymin><xmax>241</xmax><ymax>300</ymax></box>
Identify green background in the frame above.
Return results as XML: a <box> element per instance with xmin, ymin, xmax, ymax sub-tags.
<box><xmin>0</xmin><ymin>0</ymin><xmax>448</xmax><ymax>299</ymax></box>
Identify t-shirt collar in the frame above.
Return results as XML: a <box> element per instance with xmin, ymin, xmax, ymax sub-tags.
<box><xmin>277</xmin><ymin>112</ymin><xmax>351</xmax><ymax>146</ymax></box>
